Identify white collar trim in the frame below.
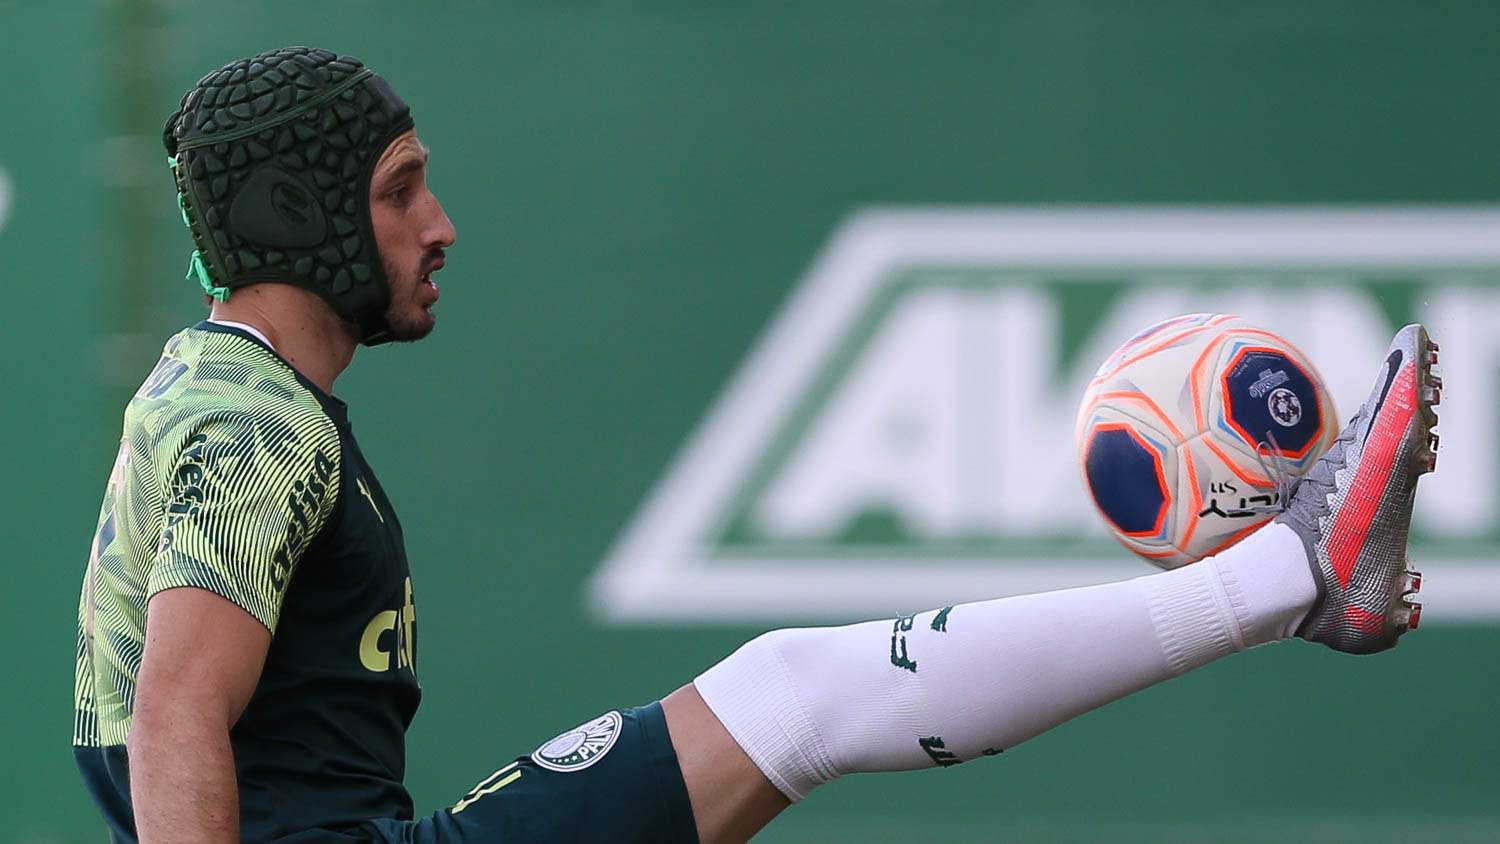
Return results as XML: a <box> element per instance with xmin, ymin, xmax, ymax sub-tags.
<box><xmin>207</xmin><ymin>319</ymin><xmax>276</xmax><ymax>352</ymax></box>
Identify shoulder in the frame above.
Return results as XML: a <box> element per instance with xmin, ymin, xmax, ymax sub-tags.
<box><xmin>140</xmin><ymin>330</ymin><xmax>343</xmax><ymax>476</ymax></box>
<box><xmin>156</xmin><ymin>383</ymin><xmax>340</xmax><ymax>468</ymax></box>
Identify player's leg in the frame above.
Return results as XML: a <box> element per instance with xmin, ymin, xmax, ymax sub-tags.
<box><xmin>664</xmin><ymin>522</ymin><xmax>1309</xmax><ymax>841</ymax></box>
<box><xmin>660</xmin><ymin>684</ymin><xmax>790</xmax><ymax>841</ymax></box>
<box><xmin>666</xmin><ymin>324</ymin><xmax>1438</xmax><ymax>844</ymax></box>
<box><xmin>362</xmin><ymin>325</ymin><xmax>1434</xmax><ymax>844</ymax></box>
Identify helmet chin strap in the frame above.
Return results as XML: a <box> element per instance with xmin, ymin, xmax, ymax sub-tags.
<box><xmin>359</xmin><ymin>324</ymin><xmax>393</xmax><ymax>347</ymax></box>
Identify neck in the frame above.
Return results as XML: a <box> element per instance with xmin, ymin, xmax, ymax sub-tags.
<box><xmin>209</xmin><ymin>285</ymin><xmax>358</xmax><ymax>393</ymax></box>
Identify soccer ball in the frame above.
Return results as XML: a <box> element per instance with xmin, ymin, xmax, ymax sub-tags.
<box><xmin>1075</xmin><ymin>314</ymin><xmax>1338</xmax><ymax>568</ymax></box>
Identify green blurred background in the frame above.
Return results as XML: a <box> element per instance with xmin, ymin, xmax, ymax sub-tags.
<box><xmin>3</xmin><ymin>2</ymin><xmax>1499</xmax><ymax>841</ymax></box>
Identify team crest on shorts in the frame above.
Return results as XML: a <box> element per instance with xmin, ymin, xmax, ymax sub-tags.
<box><xmin>531</xmin><ymin>710</ymin><xmax>623</xmax><ymax>772</ymax></box>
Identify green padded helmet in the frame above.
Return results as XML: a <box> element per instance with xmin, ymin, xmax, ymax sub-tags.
<box><xmin>163</xmin><ymin>47</ymin><xmax>415</xmax><ymax>346</ymax></box>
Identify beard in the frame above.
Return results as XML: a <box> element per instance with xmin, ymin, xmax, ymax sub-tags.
<box><xmin>379</xmin><ymin>258</ymin><xmax>437</xmax><ymax>343</ymax></box>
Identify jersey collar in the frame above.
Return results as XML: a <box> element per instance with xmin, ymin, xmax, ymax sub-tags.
<box><xmin>193</xmin><ymin>320</ymin><xmax>350</xmax><ymax>423</ymax></box>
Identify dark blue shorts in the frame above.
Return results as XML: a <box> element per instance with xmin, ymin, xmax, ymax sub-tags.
<box><xmin>353</xmin><ymin>702</ymin><xmax>698</xmax><ymax>844</ymax></box>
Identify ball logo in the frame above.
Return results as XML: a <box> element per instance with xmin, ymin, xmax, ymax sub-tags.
<box><xmin>531</xmin><ymin>711</ymin><xmax>623</xmax><ymax>772</ymax></box>
<box><xmin>1267</xmin><ymin>387</ymin><xmax>1302</xmax><ymax>427</ymax></box>
<box><xmin>1247</xmin><ymin>368</ymin><xmax>1290</xmax><ymax>399</ymax></box>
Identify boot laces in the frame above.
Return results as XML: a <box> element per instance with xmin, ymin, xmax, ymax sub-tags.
<box><xmin>1224</xmin><ymin>429</ymin><xmax>1298</xmax><ymax>517</ymax></box>
<box><xmin>1226</xmin><ymin>412</ymin><xmax>1362</xmax><ymax>520</ymax></box>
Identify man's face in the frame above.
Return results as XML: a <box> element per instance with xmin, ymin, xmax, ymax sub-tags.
<box><xmin>369</xmin><ymin>130</ymin><xmax>456</xmax><ymax>342</ymax></box>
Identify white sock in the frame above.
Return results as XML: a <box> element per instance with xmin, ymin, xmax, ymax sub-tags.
<box><xmin>693</xmin><ymin>522</ymin><xmax>1316</xmax><ymax>802</ymax></box>
<box><xmin>1210</xmin><ymin>520</ymin><xmax>1318</xmax><ymax>645</ymax></box>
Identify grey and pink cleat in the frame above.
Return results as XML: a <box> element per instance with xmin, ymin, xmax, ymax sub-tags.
<box><xmin>1275</xmin><ymin>324</ymin><xmax>1441</xmax><ymax>654</ymax></box>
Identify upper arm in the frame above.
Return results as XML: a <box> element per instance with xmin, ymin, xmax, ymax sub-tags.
<box><xmin>147</xmin><ymin>411</ymin><xmax>341</xmax><ymax>633</ymax></box>
<box><xmin>136</xmin><ymin>586</ymin><xmax>272</xmax><ymax>729</ymax></box>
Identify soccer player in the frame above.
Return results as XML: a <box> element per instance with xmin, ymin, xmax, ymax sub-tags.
<box><xmin>73</xmin><ymin>47</ymin><xmax>1441</xmax><ymax>843</ymax></box>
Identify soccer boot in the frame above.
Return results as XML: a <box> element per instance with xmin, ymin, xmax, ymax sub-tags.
<box><xmin>1275</xmin><ymin>323</ymin><xmax>1440</xmax><ymax>654</ymax></box>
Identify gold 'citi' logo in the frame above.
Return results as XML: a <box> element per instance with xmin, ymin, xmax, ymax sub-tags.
<box><xmin>360</xmin><ymin>577</ymin><xmax>416</xmax><ymax>673</ymax></box>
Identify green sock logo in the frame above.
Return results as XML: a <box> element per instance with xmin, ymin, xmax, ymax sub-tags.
<box><xmin>890</xmin><ymin>612</ymin><xmax>919</xmax><ymax>672</ymax></box>
<box><xmin>919</xmin><ymin>735</ymin><xmax>962</xmax><ymax>767</ymax></box>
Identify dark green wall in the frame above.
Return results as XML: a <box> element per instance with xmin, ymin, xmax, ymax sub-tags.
<box><xmin>3</xmin><ymin>3</ymin><xmax>1498</xmax><ymax>841</ymax></box>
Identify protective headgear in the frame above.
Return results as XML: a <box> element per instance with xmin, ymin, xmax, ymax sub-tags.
<box><xmin>163</xmin><ymin>47</ymin><xmax>414</xmax><ymax>345</ymax></box>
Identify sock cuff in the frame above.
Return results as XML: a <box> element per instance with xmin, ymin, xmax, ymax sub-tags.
<box><xmin>1142</xmin><ymin>565</ymin><xmax>1241</xmax><ymax>674</ymax></box>
<box><xmin>693</xmin><ymin>631</ymin><xmax>835</xmax><ymax>802</ymax></box>
<box><xmin>1208</xmin><ymin>521</ymin><xmax>1318</xmax><ymax>645</ymax></box>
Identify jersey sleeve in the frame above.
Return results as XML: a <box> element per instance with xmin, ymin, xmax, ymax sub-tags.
<box><xmin>146</xmin><ymin>410</ymin><xmax>341</xmax><ymax>632</ymax></box>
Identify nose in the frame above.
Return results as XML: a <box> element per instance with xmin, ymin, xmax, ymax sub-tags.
<box><xmin>424</xmin><ymin>191</ymin><xmax>457</xmax><ymax>250</ymax></box>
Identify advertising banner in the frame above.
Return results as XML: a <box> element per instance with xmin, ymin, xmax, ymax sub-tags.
<box><xmin>596</xmin><ymin>207</ymin><xmax>1500</xmax><ymax>622</ymax></box>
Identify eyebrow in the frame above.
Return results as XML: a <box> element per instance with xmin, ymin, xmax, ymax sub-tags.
<box><xmin>377</xmin><ymin>143</ymin><xmax>430</xmax><ymax>183</ymax></box>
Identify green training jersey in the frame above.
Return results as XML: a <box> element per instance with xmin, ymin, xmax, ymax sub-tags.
<box><xmin>73</xmin><ymin>321</ymin><xmax>421</xmax><ymax>841</ymax></box>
